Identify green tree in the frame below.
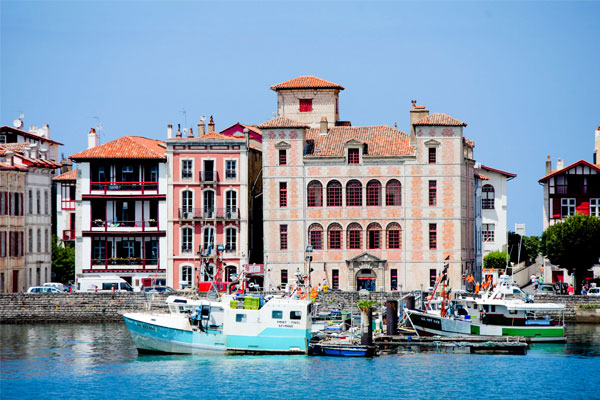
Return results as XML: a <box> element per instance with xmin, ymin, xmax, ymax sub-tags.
<box><xmin>51</xmin><ymin>235</ymin><xmax>75</xmax><ymax>283</ymax></box>
<box><xmin>522</xmin><ymin>236</ymin><xmax>541</xmax><ymax>265</ymax></box>
<box><xmin>484</xmin><ymin>251</ymin><xmax>509</xmax><ymax>270</ymax></box>
<box><xmin>508</xmin><ymin>232</ymin><xmax>540</xmax><ymax>266</ymax></box>
<box><xmin>541</xmin><ymin>214</ymin><xmax>600</xmax><ymax>292</ymax></box>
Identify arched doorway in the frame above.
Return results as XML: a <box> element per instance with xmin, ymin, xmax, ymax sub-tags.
<box><xmin>356</xmin><ymin>269</ymin><xmax>376</xmax><ymax>292</ymax></box>
<box><xmin>224</xmin><ymin>265</ymin><xmax>237</xmax><ymax>282</ymax></box>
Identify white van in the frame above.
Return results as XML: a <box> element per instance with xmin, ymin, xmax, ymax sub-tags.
<box><xmin>43</xmin><ymin>282</ymin><xmax>66</xmax><ymax>292</ymax></box>
<box><xmin>77</xmin><ymin>275</ymin><xmax>133</xmax><ymax>292</ymax></box>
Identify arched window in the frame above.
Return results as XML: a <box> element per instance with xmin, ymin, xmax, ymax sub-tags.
<box><xmin>386</xmin><ymin>222</ymin><xmax>402</xmax><ymax>249</ymax></box>
<box><xmin>181</xmin><ymin>226</ymin><xmax>193</xmax><ymax>253</ymax></box>
<box><xmin>203</xmin><ymin>189</ymin><xmax>216</xmax><ymax>218</ymax></box>
<box><xmin>386</xmin><ymin>179</ymin><xmax>402</xmax><ymax>206</ymax></box>
<box><xmin>367</xmin><ymin>222</ymin><xmax>382</xmax><ymax>249</ymax></box>
<box><xmin>347</xmin><ymin>223</ymin><xmax>362</xmax><ymax>249</ymax></box>
<box><xmin>308</xmin><ymin>223</ymin><xmax>324</xmax><ymax>250</ymax></box>
<box><xmin>482</xmin><ymin>184</ymin><xmax>495</xmax><ymax>209</ymax></box>
<box><xmin>181</xmin><ymin>190</ymin><xmax>193</xmax><ymax>217</ymax></box>
<box><xmin>327</xmin><ymin>223</ymin><xmax>343</xmax><ymax>250</ymax></box>
<box><xmin>346</xmin><ymin>180</ymin><xmax>362</xmax><ymax>207</ymax></box>
<box><xmin>327</xmin><ymin>180</ymin><xmax>342</xmax><ymax>207</ymax></box>
<box><xmin>366</xmin><ymin>180</ymin><xmax>382</xmax><ymax>206</ymax></box>
<box><xmin>225</xmin><ymin>227</ymin><xmax>237</xmax><ymax>251</ymax></box>
<box><xmin>307</xmin><ymin>181</ymin><xmax>323</xmax><ymax>207</ymax></box>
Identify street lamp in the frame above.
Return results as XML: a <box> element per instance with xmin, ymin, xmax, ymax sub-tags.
<box><xmin>305</xmin><ymin>245</ymin><xmax>313</xmax><ymax>288</ymax></box>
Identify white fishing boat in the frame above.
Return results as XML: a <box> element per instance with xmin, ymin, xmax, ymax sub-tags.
<box><xmin>406</xmin><ymin>268</ymin><xmax>566</xmax><ymax>343</ymax></box>
<box><xmin>124</xmin><ymin>294</ymin><xmax>313</xmax><ymax>354</ymax></box>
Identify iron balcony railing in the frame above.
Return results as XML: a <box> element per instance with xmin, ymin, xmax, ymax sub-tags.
<box><xmin>90</xmin><ymin>181</ymin><xmax>159</xmax><ymax>193</ymax></box>
<box><xmin>91</xmin><ymin>258</ymin><xmax>159</xmax><ymax>266</ymax></box>
<box><xmin>178</xmin><ymin>207</ymin><xmax>240</xmax><ymax>220</ymax></box>
<box><xmin>199</xmin><ymin>171</ymin><xmax>219</xmax><ymax>183</ymax></box>
<box><xmin>91</xmin><ymin>219</ymin><xmax>159</xmax><ymax>230</ymax></box>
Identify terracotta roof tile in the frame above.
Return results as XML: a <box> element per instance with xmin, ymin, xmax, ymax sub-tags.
<box><xmin>53</xmin><ymin>169</ymin><xmax>77</xmax><ymax>181</ymax></box>
<box><xmin>70</xmin><ymin>136</ymin><xmax>166</xmax><ymax>160</ymax></box>
<box><xmin>474</xmin><ymin>173</ymin><xmax>490</xmax><ymax>180</ymax></box>
<box><xmin>195</xmin><ymin>131</ymin><xmax>244</xmax><ymax>141</ymax></box>
<box><xmin>305</xmin><ymin>126</ymin><xmax>413</xmax><ymax>157</ymax></box>
<box><xmin>0</xmin><ymin>143</ymin><xmax>61</xmax><ymax>169</ymax></box>
<box><xmin>413</xmin><ymin>113</ymin><xmax>467</xmax><ymax>127</ymax></box>
<box><xmin>270</xmin><ymin>76</ymin><xmax>344</xmax><ymax>91</ymax></box>
<box><xmin>258</xmin><ymin>117</ymin><xmax>310</xmax><ymax>129</ymax></box>
<box><xmin>0</xmin><ymin>161</ymin><xmax>28</xmax><ymax>171</ymax></box>
<box><xmin>0</xmin><ymin>143</ymin><xmax>30</xmax><ymax>155</ymax></box>
<box><xmin>238</xmin><ymin>123</ymin><xmax>262</xmax><ymax>136</ymax></box>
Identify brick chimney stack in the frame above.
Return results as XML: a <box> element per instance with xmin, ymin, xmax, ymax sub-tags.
<box><xmin>208</xmin><ymin>116</ymin><xmax>215</xmax><ymax>133</ymax></box>
<box><xmin>545</xmin><ymin>155</ymin><xmax>551</xmax><ymax>175</ymax></box>
<box><xmin>176</xmin><ymin>124</ymin><xmax>182</xmax><ymax>138</ymax></box>
<box><xmin>410</xmin><ymin>100</ymin><xmax>429</xmax><ymax>144</ymax></box>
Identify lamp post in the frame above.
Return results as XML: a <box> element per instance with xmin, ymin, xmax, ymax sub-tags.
<box><xmin>305</xmin><ymin>245</ymin><xmax>313</xmax><ymax>288</ymax></box>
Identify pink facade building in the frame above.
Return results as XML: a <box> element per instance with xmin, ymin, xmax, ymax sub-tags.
<box><xmin>260</xmin><ymin>76</ymin><xmax>475</xmax><ymax>292</ymax></box>
<box><xmin>166</xmin><ymin>118</ymin><xmax>262</xmax><ymax>290</ymax></box>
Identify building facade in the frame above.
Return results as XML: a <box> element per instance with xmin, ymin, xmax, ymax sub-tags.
<box><xmin>53</xmin><ymin>169</ymin><xmax>77</xmax><ymax>246</ymax></box>
<box><xmin>261</xmin><ymin>76</ymin><xmax>476</xmax><ymax>292</ymax></box>
<box><xmin>165</xmin><ymin>119</ymin><xmax>262</xmax><ymax>290</ymax></box>
<box><xmin>70</xmin><ymin>130</ymin><xmax>168</xmax><ymax>290</ymax></box>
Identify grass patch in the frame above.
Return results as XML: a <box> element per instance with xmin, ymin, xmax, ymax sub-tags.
<box><xmin>579</xmin><ymin>304</ymin><xmax>600</xmax><ymax>309</ymax></box>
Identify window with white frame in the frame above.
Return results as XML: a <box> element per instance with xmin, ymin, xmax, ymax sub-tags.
<box><xmin>181</xmin><ymin>190</ymin><xmax>193</xmax><ymax>216</ymax></box>
<box><xmin>226</xmin><ymin>160</ymin><xmax>237</xmax><ymax>179</ymax></box>
<box><xmin>181</xmin><ymin>265</ymin><xmax>193</xmax><ymax>286</ymax></box>
<box><xmin>483</xmin><ymin>224</ymin><xmax>495</xmax><ymax>242</ymax></box>
<box><xmin>590</xmin><ymin>198</ymin><xmax>600</xmax><ymax>217</ymax></box>
<box><xmin>181</xmin><ymin>160</ymin><xmax>192</xmax><ymax>179</ymax></box>
<box><xmin>226</xmin><ymin>191</ymin><xmax>237</xmax><ymax>214</ymax></box>
<box><xmin>225</xmin><ymin>227</ymin><xmax>237</xmax><ymax>251</ymax></box>
<box><xmin>203</xmin><ymin>226</ymin><xmax>215</xmax><ymax>254</ymax></box>
<box><xmin>561</xmin><ymin>198</ymin><xmax>576</xmax><ymax>218</ymax></box>
<box><xmin>181</xmin><ymin>226</ymin><xmax>193</xmax><ymax>253</ymax></box>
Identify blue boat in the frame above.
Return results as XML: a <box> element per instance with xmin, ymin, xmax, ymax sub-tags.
<box><xmin>310</xmin><ymin>343</ymin><xmax>376</xmax><ymax>357</ymax></box>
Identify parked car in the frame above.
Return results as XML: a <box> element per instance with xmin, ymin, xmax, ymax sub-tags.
<box><xmin>587</xmin><ymin>287</ymin><xmax>600</xmax><ymax>296</ymax></box>
<box><xmin>27</xmin><ymin>286</ymin><xmax>61</xmax><ymax>293</ymax></box>
<box><xmin>77</xmin><ymin>276</ymin><xmax>133</xmax><ymax>292</ymax></box>
<box><xmin>43</xmin><ymin>282</ymin><xmax>67</xmax><ymax>292</ymax></box>
<box><xmin>536</xmin><ymin>284</ymin><xmax>556</xmax><ymax>294</ymax></box>
<box><xmin>143</xmin><ymin>286</ymin><xmax>176</xmax><ymax>294</ymax></box>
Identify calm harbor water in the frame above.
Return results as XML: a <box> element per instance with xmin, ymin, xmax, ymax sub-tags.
<box><xmin>1</xmin><ymin>323</ymin><xmax>600</xmax><ymax>400</ymax></box>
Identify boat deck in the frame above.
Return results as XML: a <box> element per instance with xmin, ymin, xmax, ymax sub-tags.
<box><xmin>375</xmin><ymin>335</ymin><xmax>529</xmax><ymax>355</ymax></box>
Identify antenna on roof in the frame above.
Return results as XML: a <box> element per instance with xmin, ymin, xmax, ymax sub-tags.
<box><xmin>90</xmin><ymin>116</ymin><xmax>104</xmax><ymax>145</ymax></box>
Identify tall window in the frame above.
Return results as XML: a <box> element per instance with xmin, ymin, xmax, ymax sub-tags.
<box><xmin>308</xmin><ymin>223</ymin><xmax>323</xmax><ymax>250</ymax></box>
<box><xmin>430</xmin><ymin>269</ymin><xmax>437</xmax><ymax>287</ymax></box>
<box><xmin>429</xmin><ymin>223</ymin><xmax>437</xmax><ymax>250</ymax></box>
<box><xmin>348</xmin><ymin>148</ymin><xmax>359</xmax><ymax>164</ymax></box>
<box><xmin>226</xmin><ymin>160</ymin><xmax>237</xmax><ymax>179</ymax></box>
<box><xmin>280</xmin><ymin>225</ymin><xmax>288</xmax><ymax>250</ymax></box>
<box><xmin>366</xmin><ymin>180</ymin><xmax>381</xmax><ymax>206</ymax></box>
<box><xmin>279</xmin><ymin>149</ymin><xmax>287</xmax><ymax>166</ymax></box>
<box><xmin>328</xmin><ymin>223</ymin><xmax>342</xmax><ymax>250</ymax></box>
<box><xmin>307</xmin><ymin>181</ymin><xmax>323</xmax><ymax>207</ymax></box>
<box><xmin>327</xmin><ymin>180</ymin><xmax>342</xmax><ymax>207</ymax></box>
<box><xmin>36</xmin><ymin>190</ymin><xmax>41</xmax><ymax>214</ymax></box>
<box><xmin>37</xmin><ymin>228</ymin><xmax>41</xmax><ymax>252</ymax></box>
<box><xmin>591</xmin><ymin>198</ymin><xmax>600</xmax><ymax>217</ymax></box>
<box><xmin>203</xmin><ymin>190</ymin><xmax>215</xmax><ymax>217</ymax></box>
<box><xmin>555</xmin><ymin>176</ymin><xmax>567</xmax><ymax>194</ymax></box>
<box><xmin>346</xmin><ymin>180</ymin><xmax>362</xmax><ymax>206</ymax></box>
<box><xmin>44</xmin><ymin>191</ymin><xmax>49</xmax><ymax>214</ymax></box>
<box><xmin>203</xmin><ymin>226</ymin><xmax>215</xmax><ymax>252</ymax></box>
<box><xmin>28</xmin><ymin>190</ymin><xmax>33</xmax><ymax>214</ymax></box>
<box><xmin>387</xmin><ymin>223</ymin><xmax>402</xmax><ymax>249</ymax></box>
<box><xmin>299</xmin><ymin>99</ymin><xmax>313</xmax><ymax>112</ymax></box>
<box><xmin>367</xmin><ymin>223</ymin><xmax>381</xmax><ymax>249</ymax></box>
<box><xmin>181</xmin><ymin>227</ymin><xmax>192</xmax><ymax>253</ymax></box>
<box><xmin>279</xmin><ymin>182</ymin><xmax>287</xmax><ymax>207</ymax></box>
<box><xmin>181</xmin><ymin>265</ymin><xmax>192</xmax><ymax>286</ymax></box>
<box><xmin>332</xmin><ymin>269</ymin><xmax>339</xmax><ymax>289</ymax></box>
<box><xmin>226</xmin><ymin>191</ymin><xmax>237</xmax><ymax>214</ymax></box>
<box><xmin>347</xmin><ymin>223</ymin><xmax>362</xmax><ymax>249</ymax></box>
<box><xmin>181</xmin><ymin>190</ymin><xmax>193</xmax><ymax>216</ymax></box>
<box><xmin>429</xmin><ymin>180</ymin><xmax>437</xmax><ymax>206</ymax></box>
<box><xmin>390</xmin><ymin>269</ymin><xmax>398</xmax><ymax>291</ymax></box>
<box><xmin>28</xmin><ymin>229</ymin><xmax>33</xmax><ymax>253</ymax></box>
<box><xmin>483</xmin><ymin>223</ymin><xmax>495</xmax><ymax>242</ymax></box>
<box><xmin>482</xmin><ymin>184</ymin><xmax>495</xmax><ymax>209</ymax></box>
<box><xmin>386</xmin><ymin>180</ymin><xmax>401</xmax><ymax>206</ymax></box>
<box><xmin>225</xmin><ymin>227</ymin><xmax>237</xmax><ymax>251</ymax></box>
<box><xmin>561</xmin><ymin>198</ymin><xmax>576</xmax><ymax>218</ymax></box>
<box><xmin>281</xmin><ymin>269</ymin><xmax>288</xmax><ymax>286</ymax></box>
<box><xmin>428</xmin><ymin>147</ymin><xmax>437</xmax><ymax>164</ymax></box>
<box><xmin>45</xmin><ymin>229</ymin><xmax>49</xmax><ymax>253</ymax></box>
<box><xmin>181</xmin><ymin>160</ymin><xmax>192</xmax><ymax>179</ymax></box>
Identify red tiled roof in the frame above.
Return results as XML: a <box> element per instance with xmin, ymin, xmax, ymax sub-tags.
<box><xmin>238</xmin><ymin>123</ymin><xmax>262</xmax><ymax>136</ymax></box>
<box><xmin>0</xmin><ymin>126</ymin><xmax>64</xmax><ymax>145</ymax></box>
<box><xmin>0</xmin><ymin>143</ymin><xmax>61</xmax><ymax>169</ymax></box>
<box><xmin>270</xmin><ymin>76</ymin><xmax>345</xmax><ymax>91</ymax></box>
<box><xmin>195</xmin><ymin>131</ymin><xmax>244</xmax><ymax>141</ymax></box>
<box><xmin>0</xmin><ymin>161</ymin><xmax>28</xmax><ymax>171</ymax></box>
<box><xmin>70</xmin><ymin>136</ymin><xmax>166</xmax><ymax>160</ymax></box>
<box><xmin>481</xmin><ymin>165</ymin><xmax>517</xmax><ymax>178</ymax></box>
<box><xmin>475</xmin><ymin>173</ymin><xmax>490</xmax><ymax>180</ymax></box>
<box><xmin>53</xmin><ymin>169</ymin><xmax>77</xmax><ymax>181</ymax></box>
<box><xmin>305</xmin><ymin>126</ymin><xmax>413</xmax><ymax>157</ymax></box>
<box><xmin>539</xmin><ymin>159</ymin><xmax>600</xmax><ymax>182</ymax></box>
<box><xmin>413</xmin><ymin>113</ymin><xmax>467</xmax><ymax>127</ymax></box>
<box><xmin>0</xmin><ymin>143</ymin><xmax>30</xmax><ymax>155</ymax></box>
<box><xmin>258</xmin><ymin>117</ymin><xmax>309</xmax><ymax>129</ymax></box>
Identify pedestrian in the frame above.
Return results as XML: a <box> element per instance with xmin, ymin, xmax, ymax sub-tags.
<box><xmin>568</xmin><ymin>283</ymin><xmax>575</xmax><ymax>296</ymax></box>
<box><xmin>530</xmin><ymin>274</ymin><xmax>536</xmax><ymax>288</ymax></box>
<box><xmin>534</xmin><ymin>276</ymin><xmax>539</xmax><ymax>290</ymax></box>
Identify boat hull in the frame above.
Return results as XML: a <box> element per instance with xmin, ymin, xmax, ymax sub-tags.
<box><xmin>407</xmin><ymin>310</ymin><xmax>566</xmax><ymax>343</ymax></box>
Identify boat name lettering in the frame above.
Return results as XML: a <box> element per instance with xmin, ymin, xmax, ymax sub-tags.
<box><xmin>135</xmin><ymin>322</ymin><xmax>157</xmax><ymax>332</ymax></box>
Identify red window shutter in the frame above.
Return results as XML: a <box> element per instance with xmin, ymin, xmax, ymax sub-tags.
<box><xmin>299</xmin><ymin>99</ymin><xmax>313</xmax><ymax>112</ymax></box>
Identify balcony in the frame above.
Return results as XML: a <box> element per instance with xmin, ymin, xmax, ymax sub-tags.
<box><xmin>61</xmin><ymin>200</ymin><xmax>76</xmax><ymax>210</ymax></box>
<box><xmin>199</xmin><ymin>171</ymin><xmax>219</xmax><ymax>184</ymax></box>
<box><xmin>90</xmin><ymin>219</ymin><xmax>160</xmax><ymax>232</ymax></box>
<box><xmin>63</xmin><ymin>229</ymin><xmax>75</xmax><ymax>240</ymax></box>
<box><xmin>178</xmin><ymin>208</ymin><xmax>240</xmax><ymax>220</ymax></box>
<box><xmin>91</xmin><ymin>258</ymin><xmax>159</xmax><ymax>267</ymax></box>
<box><xmin>90</xmin><ymin>181</ymin><xmax>159</xmax><ymax>194</ymax></box>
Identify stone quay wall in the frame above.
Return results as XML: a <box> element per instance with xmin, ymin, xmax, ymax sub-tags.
<box><xmin>1</xmin><ymin>292</ymin><xmax>599</xmax><ymax>324</ymax></box>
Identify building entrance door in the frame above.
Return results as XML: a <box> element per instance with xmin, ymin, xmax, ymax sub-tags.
<box><xmin>356</xmin><ymin>268</ymin><xmax>376</xmax><ymax>291</ymax></box>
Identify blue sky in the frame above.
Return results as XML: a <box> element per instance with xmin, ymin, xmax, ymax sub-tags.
<box><xmin>2</xmin><ymin>1</ymin><xmax>599</xmax><ymax>235</ymax></box>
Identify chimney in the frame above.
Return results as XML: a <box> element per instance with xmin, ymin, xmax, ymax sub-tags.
<box><xmin>198</xmin><ymin>120</ymin><xmax>206</xmax><ymax>136</ymax></box>
<box><xmin>167</xmin><ymin>124</ymin><xmax>173</xmax><ymax>138</ymax></box>
<box><xmin>594</xmin><ymin>126</ymin><xmax>600</xmax><ymax>165</ymax></box>
<box><xmin>545</xmin><ymin>155</ymin><xmax>551</xmax><ymax>175</ymax></box>
<box><xmin>243</xmin><ymin>127</ymin><xmax>249</xmax><ymax>138</ymax></box>
<box><xmin>29</xmin><ymin>125</ymin><xmax>38</xmax><ymax>134</ymax></box>
<box><xmin>188</xmin><ymin>127</ymin><xmax>194</xmax><ymax>138</ymax></box>
<box><xmin>42</xmin><ymin>123</ymin><xmax>50</xmax><ymax>138</ymax></box>
<box><xmin>208</xmin><ymin>116</ymin><xmax>215</xmax><ymax>133</ymax></box>
<box><xmin>176</xmin><ymin>124</ymin><xmax>182</xmax><ymax>138</ymax></box>
<box><xmin>320</xmin><ymin>117</ymin><xmax>328</xmax><ymax>135</ymax></box>
<box><xmin>88</xmin><ymin>128</ymin><xmax>98</xmax><ymax>149</ymax></box>
<box><xmin>5</xmin><ymin>150</ymin><xmax>14</xmax><ymax>166</ymax></box>
<box><xmin>556</xmin><ymin>158</ymin><xmax>564</xmax><ymax>170</ymax></box>
<box><xmin>410</xmin><ymin>100</ymin><xmax>429</xmax><ymax>143</ymax></box>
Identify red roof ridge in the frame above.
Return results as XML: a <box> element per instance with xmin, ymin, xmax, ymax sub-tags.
<box><xmin>258</xmin><ymin>116</ymin><xmax>309</xmax><ymax>129</ymax></box>
<box><xmin>270</xmin><ymin>76</ymin><xmax>344</xmax><ymax>91</ymax></box>
<box><xmin>539</xmin><ymin>159</ymin><xmax>600</xmax><ymax>182</ymax></box>
<box><xmin>413</xmin><ymin>113</ymin><xmax>467</xmax><ymax>127</ymax></box>
<box><xmin>53</xmin><ymin>169</ymin><xmax>77</xmax><ymax>181</ymax></box>
<box><xmin>480</xmin><ymin>165</ymin><xmax>516</xmax><ymax>178</ymax></box>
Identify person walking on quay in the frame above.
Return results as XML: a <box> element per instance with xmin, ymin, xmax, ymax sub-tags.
<box><xmin>568</xmin><ymin>284</ymin><xmax>575</xmax><ymax>296</ymax></box>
